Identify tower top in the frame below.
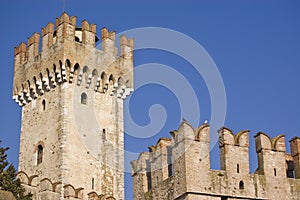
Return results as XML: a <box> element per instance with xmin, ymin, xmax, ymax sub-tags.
<box><xmin>12</xmin><ymin>13</ymin><xmax>134</xmax><ymax>106</ymax></box>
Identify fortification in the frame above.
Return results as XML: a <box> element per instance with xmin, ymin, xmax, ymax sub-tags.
<box><xmin>13</xmin><ymin>13</ymin><xmax>133</xmax><ymax>200</ymax></box>
<box><xmin>131</xmin><ymin>121</ymin><xmax>300</xmax><ymax>200</ymax></box>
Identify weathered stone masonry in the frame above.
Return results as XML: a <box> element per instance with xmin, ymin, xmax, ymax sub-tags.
<box><xmin>13</xmin><ymin>13</ymin><xmax>133</xmax><ymax>200</ymax></box>
<box><xmin>12</xmin><ymin>12</ymin><xmax>300</xmax><ymax>200</ymax></box>
<box><xmin>131</xmin><ymin>122</ymin><xmax>300</xmax><ymax>200</ymax></box>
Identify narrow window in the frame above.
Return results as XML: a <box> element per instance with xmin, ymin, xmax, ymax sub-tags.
<box><xmin>146</xmin><ymin>160</ymin><xmax>152</xmax><ymax>191</ymax></box>
<box><xmin>37</xmin><ymin>145</ymin><xmax>43</xmax><ymax>165</ymax></box>
<box><xmin>102</xmin><ymin>129</ymin><xmax>107</xmax><ymax>141</ymax></box>
<box><xmin>239</xmin><ymin>181</ymin><xmax>244</xmax><ymax>189</ymax></box>
<box><xmin>274</xmin><ymin>168</ymin><xmax>277</xmax><ymax>176</ymax></box>
<box><xmin>167</xmin><ymin>146</ymin><xmax>173</xmax><ymax>177</ymax></box>
<box><xmin>237</xmin><ymin>164</ymin><xmax>240</xmax><ymax>173</ymax></box>
<box><xmin>42</xmin><ymin>100</ymin><xmax>46</xmax><ymax>111</ymax></box>
<box><xmin>73</xmin><ymin>63</ymin><xmax>80</xmax><ymax>80</ymax></box>
<box><xmin>81</xmin><ymin>93</ymin><xmax>88</xmax><ymax>105</ymax></box>
<box><xmin>92</xmin><ymin>178</ymin><xmax>94</xmax><ymax>190</ymax></box>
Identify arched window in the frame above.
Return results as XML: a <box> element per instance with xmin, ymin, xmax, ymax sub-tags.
<box><xmin>74</xmin><ymin>63</ymin><xmax>80</xmax><ymax>75</ymax></box>
<box><xmin>37</xmin><ymin>145</ymin><xmax>43</xmax><ymax>165</ymax></box>
<box><xmin>42</xmin><ymin>100</ymin><xmax>46</xmax><ymax>111</ymax></box>
<box><xmin>65</xmin><ymin>59</ymin><xmax>71</xmax><ymax>69</ymax></box>
<box><xmin>83</xmin><ymin>66</ymin><xmax>89</xmax><ymax>73</ymax></box>
<box><xmin>81</xmin><ymin>93</ymin><xmax>88</xmax><ymax>105</ymax></box>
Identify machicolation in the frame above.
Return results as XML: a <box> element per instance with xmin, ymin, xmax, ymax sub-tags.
<box><xmin>13</xmin><ymin>12</ymin><xmax>134</xmax><ymax>107</ymax></box>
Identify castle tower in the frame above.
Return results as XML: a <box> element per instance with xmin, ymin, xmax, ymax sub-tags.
<box><xmin>13</xmin><ymin>13</ymin><xmax>133</xmax><ymax>200</ymax></box>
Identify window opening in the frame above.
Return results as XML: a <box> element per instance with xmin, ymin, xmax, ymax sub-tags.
<box><xmin>81</xmin><ymin>93</ymin><xmax>87</xmax><ymax>105</ymax></box>
<box><xmin>37</xmin><ymin>145</ymin><xmax>43</xmax><ymax>165</ymax></box>
<box><xmin>239</xmin><ymin>181</ymin><xmax>244</xmax><ymax>189</ymax></box>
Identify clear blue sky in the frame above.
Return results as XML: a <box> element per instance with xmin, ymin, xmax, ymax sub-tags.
<box><xmin>1</xmin><ymin>1</ymin><xmax>300</xmax><ymax>199</ymax></box>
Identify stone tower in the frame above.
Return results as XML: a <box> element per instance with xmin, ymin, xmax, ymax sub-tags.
<box><xmin>12</xmin><ymin>13</ymin><xmax>133</xmax><ymax>200</ymax></box>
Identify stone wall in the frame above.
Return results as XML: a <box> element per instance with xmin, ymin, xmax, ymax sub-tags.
<box><xmin>131</xmin><ymin>121</ymin><xmax>300</xmax><ymax>200</ymax></box>
<box><xmin>0</xmin><ymin>190</ymin><xmax>16</xmax><ymax>200</ymax></box>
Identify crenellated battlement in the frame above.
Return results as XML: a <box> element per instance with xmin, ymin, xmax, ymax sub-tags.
<box><xmin>55</xmin><ymin>12</ymin><xmax>77</xmax><ymax>27</ymax></box>
<box><xmin>218</xmin><ymin>127</ymin><xmax>249</xmax><ymax>147</ymax></box>
<box><xmin>131</xmin><ymin>122</ymin><xmax>300</xmax><ymax>200</ymax></box>
<box><xmin>255</xmin><ymin>132</ymin><xmax>286</xmax><ymax>152</ymax></box>
<box><xmin>12</xmin><ymin>12</ymin><xmax>134</xmax><ymax>106</ymax></box>
<box><xmin>41</xmin><ymin>23</ymin><xmax>54</xmax><ymax>37</ymax></box>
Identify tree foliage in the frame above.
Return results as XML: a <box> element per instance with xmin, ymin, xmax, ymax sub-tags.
<box><xmin>0</xmin><ymin>141</ymin><xmax>32</xmax><ymax>200</ymax></box>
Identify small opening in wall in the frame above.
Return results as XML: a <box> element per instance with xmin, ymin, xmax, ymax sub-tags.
<box><xmin>286</xmin><ymin>160</ymin><xmax>294</xmax><ymax>178</ymax></box>
<box><xmin>239</xmin><ymin>181</ymin><xmax>244</xmax><ymax>190</ymax></box>
<box><xmin>92</xmin><ymin>178</ymin><xmax>94</xmax><ymax>190</ymax></box>
<box><xmin>37</xmin><ymin>145</ymin><xmax>43</xmax><ymax>165</ymax></box>
<box><xmin>146</xmin><ymin>160</ymin><xmax>152</xmax><ymax>191</ymax></box>
<box><xmin>42</xmin><ymin>100</ymin><xmax>46</xmax><ymax>111</ymax></box>
<box><xmin>167</xmin><ymin>146</ymin><xmax>173</xmax><ymax>177</ymax></box>
<box><xmin>221</xmin><ymin>197</ymin><xmax>228</xmax><ymax>200</ymax></box>
<box><xmin>237</xmin><ymin>164</ymin><xmax>240</xmax><ymax>173</ymax></box>
<box><xmin>274</xmin><ymin>168</ymin><xmax>277</xmax><ymax>176</ymax></box>
<box><xmin>102</xmin><ymin>129</ymin><xmax>107</xmax><ymax>141</ymax></box>
<box><xmin>83</xmin><ymin>66</ymin><xmax>89</xmax><ymax>73</ymax></box>
<box><xmin>75</xmin><ymin>36</ymin><xmax>80</xmax><ymax>43</ymax></box>
<box><xmin>81</xmin><ymin>93</ymin><xmax>88</xmax><ymax>105</ymax></box>
<box><xmin>73</xmin><ymin>63</ymin><xmax>80</xmax><ymax>76</ymax></box>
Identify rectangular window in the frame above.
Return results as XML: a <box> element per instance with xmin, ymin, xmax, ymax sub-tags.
<box><xmin>146</xmin><ymin>160</ymin><xmax>152</xmax><ymax>190</ymax></box>
<box><xmin>167</xmin><ymin>146</ymin><xmax>173</xmax><ymax>177</ymax></box>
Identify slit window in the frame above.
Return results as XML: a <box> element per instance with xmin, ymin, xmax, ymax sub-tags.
<box><xmin>274</xmin><ymin>168</ymin><xmax>277</xmax><ymax>176</ymax></box>
<box><xmin>92</xmin><ymin>178</ymin><xmax>94</xmax><ymax>190</ymax></box>
<box><xmin>146</xmin><ymin>160</ymin><xmax>152</xmax><ymax>191</ymax></box>
<box><xmin>42</xmin><ymin>100</ymin><xmax>46</xmax><ymax>111</ymax></box>
<box><xmin>167</xmin><ymin>146</ymin><xmax>173</xmax><ymax>177</ymax></box>
<box><xmin>37</xmin><ymin>145</ymin><xmax>43</xmax><ymax>165</ymax></box>
<box><xmin>237</xmin><ymin>164</ymin><xmax>240</xmax><ymax>173</ymax></box>
<box><xmin>81</xmin><ymin>93</ymin><xmax>88</xmax><ymax>105</ymax></box>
